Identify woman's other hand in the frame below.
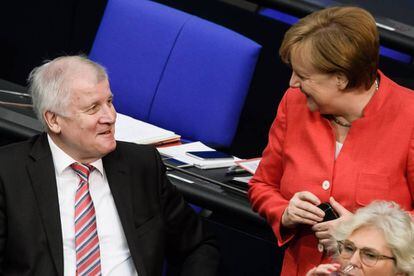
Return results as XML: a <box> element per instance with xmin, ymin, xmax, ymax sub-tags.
<box><xmin>312</xmin><ymin>197</ymin><xmax>353</xmax><ymax>251</ymax></box>
<box><xmin>306</xmin><ymin>263</ymin><xmax>340</xmax><ymax>276</ymax></box>
<box><xmin>281</xmin><ymin>191</ymin><xmax>325</xmax><ymax>228</ymax></box>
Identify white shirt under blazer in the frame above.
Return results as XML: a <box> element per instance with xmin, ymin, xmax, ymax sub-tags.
<box><xmin>48</xmin><ymin>135</ymin><xmax>138</xmax><ymax>276</ymax></box>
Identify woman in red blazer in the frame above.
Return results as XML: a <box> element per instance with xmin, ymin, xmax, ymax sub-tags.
<box><xmin>248</xmin><ymin>6</ymin><xmax>414</xmax><ymax>276</ymax></box>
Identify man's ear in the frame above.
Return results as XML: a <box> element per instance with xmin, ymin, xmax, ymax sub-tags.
<box><xmin>44</xmin><ymin>111</ymin><xmax>61</xmax><ymax>134</ymax></box>
<box><xmin>336</xmin><ymin>73</ymin><xmax>349</xmax><ymax>90</ymax></box>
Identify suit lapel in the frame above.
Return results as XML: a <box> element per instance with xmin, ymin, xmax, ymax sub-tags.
<box><xmin>103</xmin><ymin>149</ymin><xmax>148</xmax><ymax>276</ymax></box>
<box><xmin>26</xmin><ymin>134</ymin><xmax>64</xmax><ymax>276</ymax></box>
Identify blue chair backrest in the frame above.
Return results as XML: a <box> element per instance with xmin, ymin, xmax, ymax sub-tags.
<box><xmin>90</xmin><ymin>0</ymin><xmax>261</xmax><ymax>147</ymax></box>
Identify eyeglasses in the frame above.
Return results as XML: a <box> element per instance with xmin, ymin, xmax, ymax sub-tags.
<box><xmin>337</xmin><ymin>240</ymin><xmax>396</xmax><ymax>267</ymax></box>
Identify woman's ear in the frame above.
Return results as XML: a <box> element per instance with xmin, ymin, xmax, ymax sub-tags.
<box><xmin>44</xmin><ymin>111</ymin><xmax>61</xmax><ymax>134</ymax></box>
<box><xmin>336</xmin><ymin>73</ymin><xmax>349</xmax><ymax>90</ymax></box>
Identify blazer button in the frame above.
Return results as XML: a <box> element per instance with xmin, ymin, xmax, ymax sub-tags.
<box><xmin>322</xmin><ymin>180</ymin><xmax>330</xmax><ymax>190</ymax></box>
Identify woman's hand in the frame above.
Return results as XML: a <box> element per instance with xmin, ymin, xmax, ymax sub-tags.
<box><xmin>306</xmin><ymin>263</ymin><xmax>340</xmax><ymax>276</ymax></box>
<box><xmin>312</xmin><ymin>197</ymin><xmax>353</xmax><ymax>252</ymax></box>
<box><xmin>281</xmin><ymin>191</ymin><xmax>325</xmax><ymax>228</ymax></box>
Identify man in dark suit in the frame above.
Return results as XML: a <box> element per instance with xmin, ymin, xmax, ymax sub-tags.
<box><xmin>0</xmin><ymin>55</ymin><xmax>219</xmax><ymax>275</ymax></box>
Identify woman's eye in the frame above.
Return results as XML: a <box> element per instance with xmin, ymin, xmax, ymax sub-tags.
<box><xmin>363</xmin><ymin>251</ymin><xmax>378</xmax><ymax>260</ymax></box>
<box><xmin>344</xmin><ymin>245</ymin><xmax>355</xmax><ymax>252</ymax></box>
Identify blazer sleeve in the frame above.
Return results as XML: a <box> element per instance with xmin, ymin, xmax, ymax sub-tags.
<box><xmin>153</xmin><ymin>150</ymin><xmax>219</xmax><ymax>276</ymax></box>
<box><xmin>405</xmin><ymin>128</ymin><xmax>414</xmax><ymax>215</ymax></box>
<box><xmin>248</xmin><ymin>91</ymin><xmax>297</xmax><ymax>246</ymax></box>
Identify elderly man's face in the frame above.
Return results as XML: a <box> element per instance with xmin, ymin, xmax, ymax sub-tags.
<box><xmin>52</xmin><ymin>76</ymin><xmax>117</xmax><ymax>163</ymax></box>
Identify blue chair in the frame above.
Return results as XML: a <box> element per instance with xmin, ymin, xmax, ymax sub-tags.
<box><xmin>89</xmin><ymin>0</ymin><xmax>261</xmax><ymax>148</ymax></box>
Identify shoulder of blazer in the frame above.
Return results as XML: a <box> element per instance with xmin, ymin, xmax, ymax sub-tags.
<box><xmin>110</xmin><ymin>141</ymin><xmax>159</xmax><ymax>161</ymax></box>
<box><xmin>0</xmin><ymin>133</ymin><xmax>48</xmax><ymax>164</ymax></box>
<box><xmin>285</xmin><ymin>87</ymin><xmax>306</xmax><ymax>102</ymax></box>
<box><xmin>103</xmin><ymin>141</ymin><xmax>162</xmax><ymax>173</ymax></box>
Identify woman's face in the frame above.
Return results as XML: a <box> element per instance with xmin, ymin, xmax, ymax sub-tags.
<box><xmin>289</xmin><ymin>47</ymin><xmax>347</xmax><ymax>114</ymax></box>
<box><xmin>338</xmin><ymin>225</ymin><xmax>402</xmax><ymax>276</ymax></box>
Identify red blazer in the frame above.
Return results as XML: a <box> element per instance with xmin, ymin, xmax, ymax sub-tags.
<box><xmin>249</xmin><ymin>71</ymin><xmax>414</xmax><ymax>276</ymax></box>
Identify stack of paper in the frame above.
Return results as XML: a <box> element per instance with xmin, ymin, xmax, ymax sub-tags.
<box><xmin>115</xmin><ymin>113</ymin><xmax>180</xmax><ymax>145</ymax></box>
<box><xmin>158</xmin><ymin>141</ymin><xmax>239</xmax><ymax>169</ymax></box>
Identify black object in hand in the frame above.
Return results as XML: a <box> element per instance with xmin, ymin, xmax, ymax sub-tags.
<box><xmin>317</xmin><ymin>202</ymin><xmax>339</xmax><ymax>222</ymax></box>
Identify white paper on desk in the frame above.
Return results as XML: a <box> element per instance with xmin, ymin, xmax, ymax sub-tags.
<box><xmin>235</xmin><ymin>158</ymin><xmax>261</xmax><ymax>174</ymax></box>
<box><xmin>157</xmin><ymin>141</ymin><xmax>239</xmax><ymax>169</ymax></box>
<box><xmin>115</xmin><ymin>113</ymin><xmax>180</xmax><ymax>144</ymax></box>
<box><xmin>232</xmin><ymin>176</ymin><xmax>252</xmax><ymax>184</ymax></box>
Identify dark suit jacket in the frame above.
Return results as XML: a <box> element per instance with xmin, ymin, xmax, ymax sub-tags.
<box><xmin>0</xmin><ymin>133</ymin><xmax>219</xmax><ymax>276</ymax></box>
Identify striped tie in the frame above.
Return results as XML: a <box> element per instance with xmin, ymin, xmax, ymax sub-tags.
<box><xmin>71</xmin><ymin>163</ymin><xmax>101</xmax><ymax>276</ymax></box>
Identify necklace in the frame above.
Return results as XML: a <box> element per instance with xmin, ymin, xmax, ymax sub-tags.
<box><xmin>331</xmin><ymin>116</ymin><xmax>352</xmax><ymax>127</ymax></box>
<box><xmin>331</xmin><ymin>78</ymin><xmax>379</xmax><ymax>128</ymax></box>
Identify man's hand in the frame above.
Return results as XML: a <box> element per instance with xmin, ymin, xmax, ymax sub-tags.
<box><xmin>281</xmin><ymin>191</ymin><xmax>325</xmax><ymax>228</ymax></box>
<box><xmin>306</xmin><ymin>263</ymin><xmax>340</xmax><ymax>276</ymax></box>
<box><xmin>312</xmin><ymin>197</ymin><xmax>353</xmax><ymax>251</ymax></box>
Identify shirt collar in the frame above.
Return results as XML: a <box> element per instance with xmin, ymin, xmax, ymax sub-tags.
<box><xmin>47</xmin><ymin>134</ymin><xmax>104</xmax><ymax>175</ymax></box>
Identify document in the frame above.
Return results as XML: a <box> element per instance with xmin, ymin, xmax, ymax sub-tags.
<box><xmin>158</xmin><ymin>142</ymin><xmax>239</xmax><ymax>169</ymax></box>
<box><xmin>115</xmin><ymin>113</ymin><xmax>180</xmax><ymax>145</ymax></box>
<box><xmin>232</xmin><ymin>176</ymin><xmax>252</xmax><ymax>184</ymax></box>
<box><xmin>235</xmin><ymin>158</ymin><xmax>261</xmax><ymax>174</ymax></box>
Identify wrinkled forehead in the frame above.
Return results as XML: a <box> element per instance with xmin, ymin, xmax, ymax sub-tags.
<box><xmin>65</xmin><ymin>67</ymin><xmax>110</xmax><ymax>103</ymax></box>
<box><xmin>70</xmin><ymin>77</ymin><xmax>111</xmax><ymax>102</ymax></box>
<box><xmin>65</xmin><ymin>64</ymin><xmax>100</xmax><ymax>88</ymax></box>
<box><xmin>348</xmin><ymin>225</ymin><xmax>391</xmax><ymax>254</ymax></box>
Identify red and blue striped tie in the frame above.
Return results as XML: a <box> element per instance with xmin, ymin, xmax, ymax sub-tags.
<box><xmin>71</xmin><ymin>163</ymin><xmax>101</xmax><ymax>276</ymax></box>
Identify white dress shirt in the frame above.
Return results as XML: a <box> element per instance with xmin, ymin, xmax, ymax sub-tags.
<box><xmin>335</xmin><ymin>141</ymin><xmax>344</xmax><ymax>160</ymax></box>
<box><xmin>48</xmin><ymin>135</ymin><xmax>138</xmax><ymax>276</ymax></box>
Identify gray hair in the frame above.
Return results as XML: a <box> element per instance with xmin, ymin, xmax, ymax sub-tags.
<box><xmin>333</xmin><ymin>201</ymin><xmax>414</xmax><ymax>275</ymax></box>
<box><xmin>27</xmin><ymin>55</ymin><xmax>108</xmax><ymax>129</ymax></box>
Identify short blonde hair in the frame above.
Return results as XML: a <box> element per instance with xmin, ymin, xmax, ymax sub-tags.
<box><xmin>334</xmin><ymin>201</ymin><xmax>414</xmax><ymax>275</ymax></box>
<box><xmin>279</xmin><ymin>6</ymin><xmax>379</xmax><ymax>90</ymax></box>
